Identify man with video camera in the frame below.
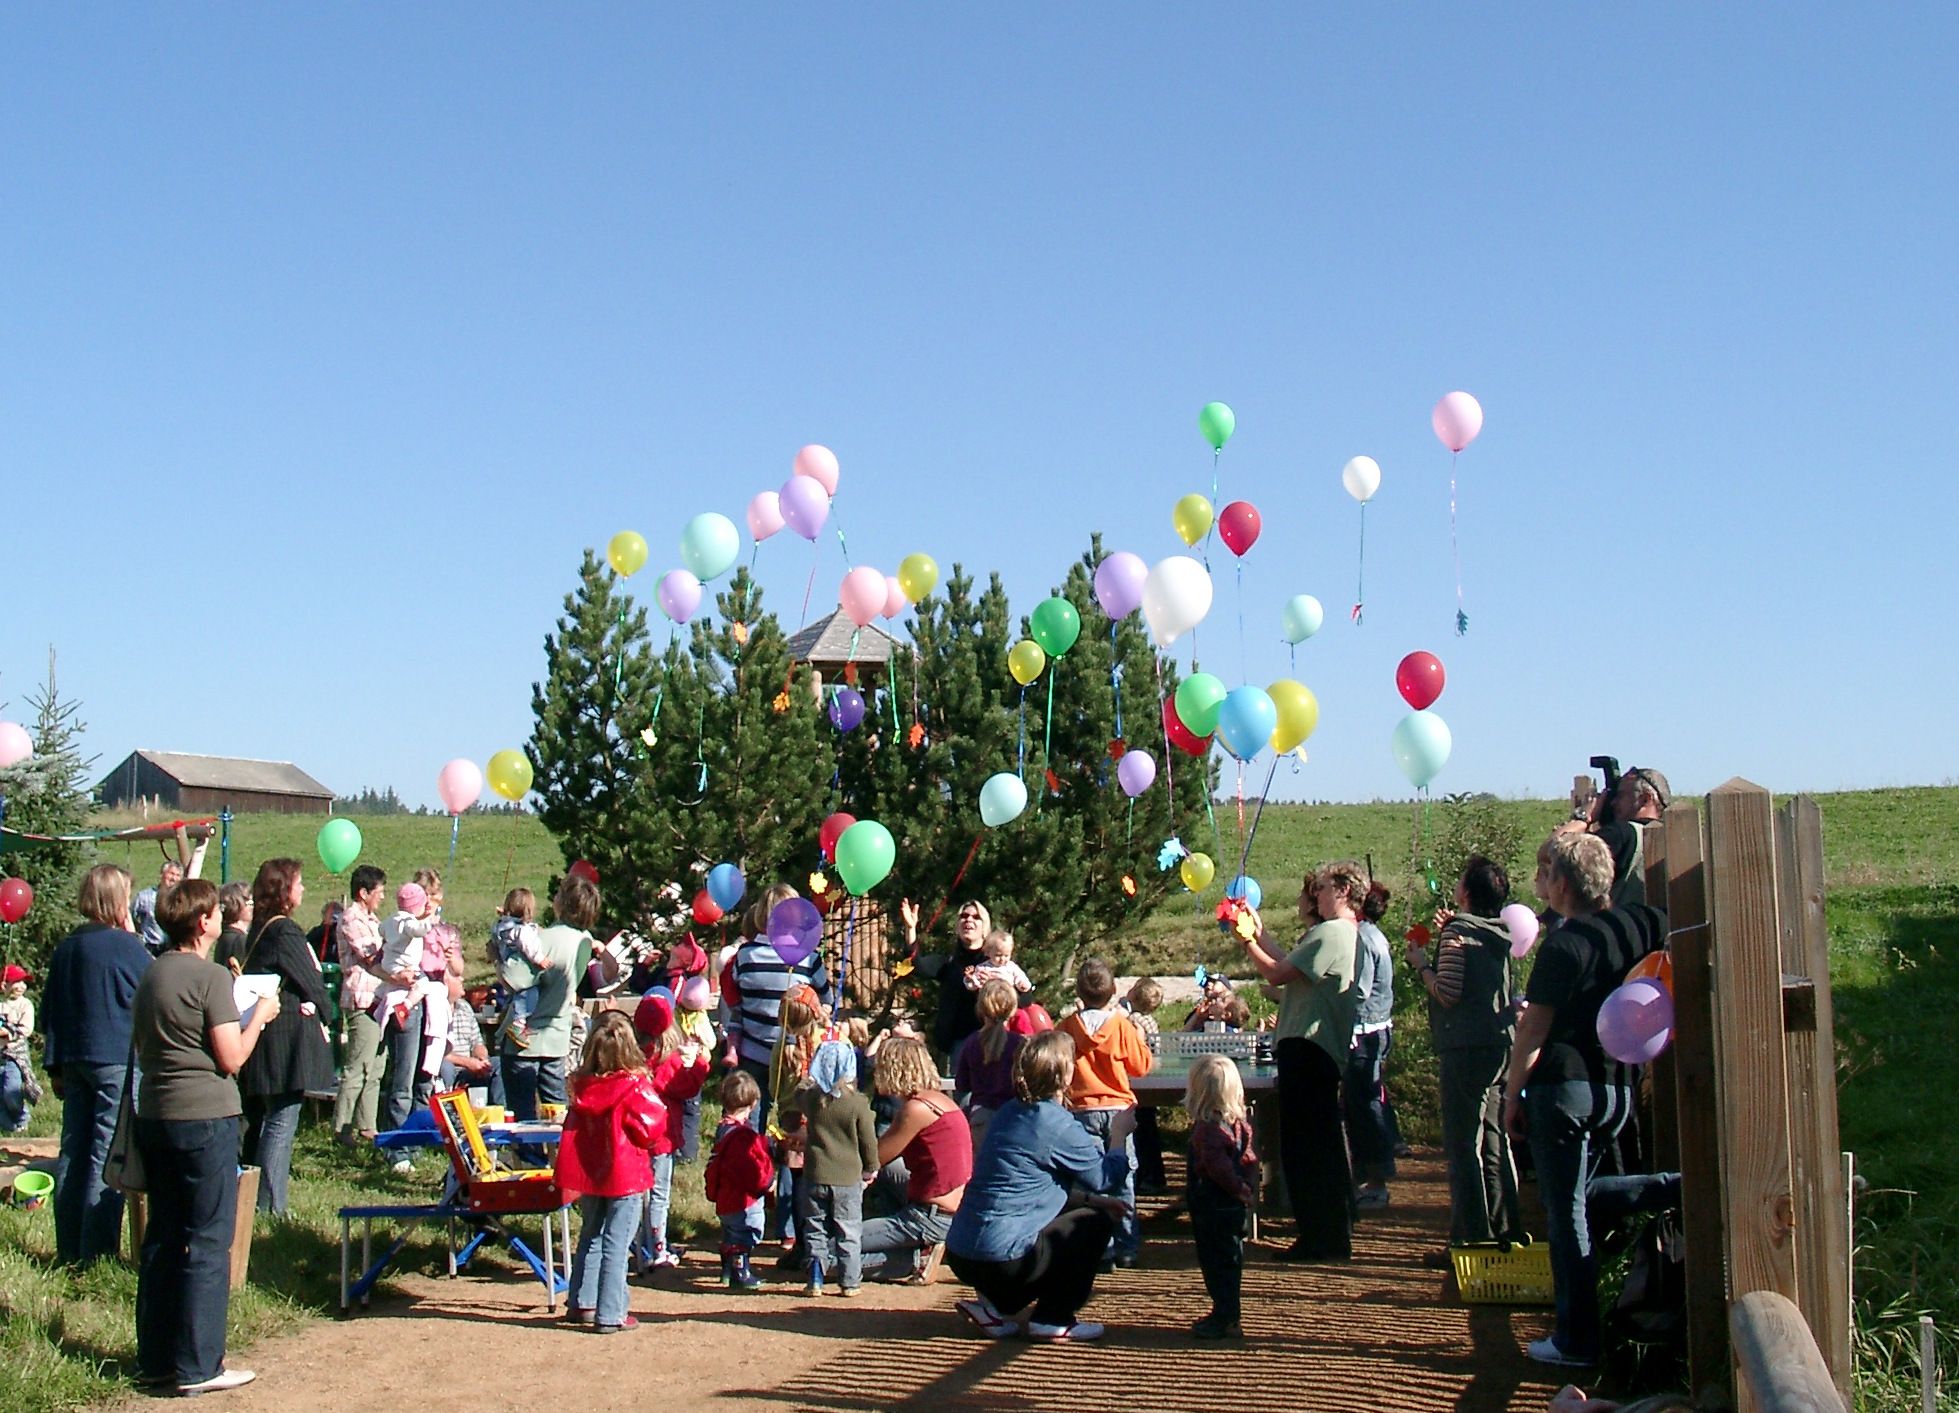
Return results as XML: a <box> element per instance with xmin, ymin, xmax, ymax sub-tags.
<box><xmin>1569</xmin><ymin>757</ymin><xmax>1670</xmax><ymax>908</ymax></box>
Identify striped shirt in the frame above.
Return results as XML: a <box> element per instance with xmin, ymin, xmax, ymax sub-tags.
<box><xmin>728</xmin><ymin>939</ymin><xmax>834</xmax><ymax>1067</ymax></box>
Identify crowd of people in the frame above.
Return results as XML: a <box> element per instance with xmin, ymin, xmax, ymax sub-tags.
<box><xmin>11</xmin><ymin>758</ymin><xmax>1673</xmax><ymax>1385</ymax></box>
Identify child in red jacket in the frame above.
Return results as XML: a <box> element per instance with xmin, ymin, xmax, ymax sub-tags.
<box><xmin>631</xmin><ymin>992</ymin><xmax>710</xmax><ymax>1271</ymax></box>
<box><xmin>704</xmin><ymin>1068</ymin><xmax>774</xmax><ymax>1290</ymax></box>
<box><xmin>555</xmin><ymin>1012</ymin><xmax>664</xmax><ymax>1332</ymax></box>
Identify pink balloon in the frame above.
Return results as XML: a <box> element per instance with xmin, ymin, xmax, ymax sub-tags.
<box><xmin>1432</xmin><ymin>391</ymin><xmax>1484</xmax><ymax>453</ymax></box>
<box><xmin>1596</xmin><ymin>978</ymin><xmax>1674</xmax><ymax>1065</ymax></box>
<box><xmin>883</xmin><ymin>575</ymin><xmax>908</xmax><ymax>619</ymax></box>
<box><xmin>779</xmin><ymin>476</ymin><xmax>830</xmax><ymax>541</ymax></box>
<box><xmin>1501</xmin><ymin>903</ymin><xmax>1540</xmax><ymax>958</ymax></box>
<box><xmin>1093</xmin><ymin>551</ymin><xmax>1148</xmax><ymax>619</ymax></box>
<box><xmin>658</xmin><ymin>569</ymin><xmax>703</xmax><ymax>623</ymax></box>
<box><xmin>0</xmin><ymin>722</ymin><xmax>31</xmax><ymax>768</ymax></box>
<box><xmin>746</xmin><ymin>491</ymin><xmax>784</xmax><ymax>542</ymax></box>
<box><xmin>436</xmin><ymin>758</ymin><xmax>483</xmax><ymax>816</ymax></box>
<box><xmin>793</xmin><ymin>444</ymin><xmax>840</xmax><ymax>496</ymax></box>
<box><xmin>839</xmin><ymin>566</ymin><xmax>887</xmax><ymax>628</ymax></box>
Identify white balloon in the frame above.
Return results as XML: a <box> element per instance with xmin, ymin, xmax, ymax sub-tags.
<box><xmin>1341</xmin><ymin>455</ymin><xmax>1381</xmax><ymax>503</ymax></box>
<box><xmin>1141</xmin><ymin>556</ymin><xmax>1214</xmax><ymax>646</ymax></box>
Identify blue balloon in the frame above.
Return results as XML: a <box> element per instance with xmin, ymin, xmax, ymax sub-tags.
<box><xmin>1225</xmin><ymin>875</ymin><xmax>1262</xmax><ymax>909</ymax></box>
<box><xmin>706</xmin><ymin>862</ymin><xmax>746</xmax><ymax>911</ymax></box>
<box><xmin>1390</xmin><ymin>709</ymin><xmax>1452</xmax><ymax>788</ymax></box>
<box><xmin>1214</xmin><ymin>685</ymin><xmax>1278</xmax><ymax>761</ymax></box>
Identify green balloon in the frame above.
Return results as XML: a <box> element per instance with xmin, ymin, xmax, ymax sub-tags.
<box><xmin>834</xmin><ymin>819</ymin><xmax>896</xmax><ymax>896</ymax></box>
<box><xmin>1175</xmin><ymin>672</ymin><xmax>1228</xmax><ymax>737</ymax></box>
<box><xmin>317</xmin><ymin>817</ymin><xmax>362</xmax><ymax>875</ymax></box>
<box><xmin>1199</xmin><ymin>401</ymin><xmax>1236</xmax><ymax>451</ymax></box>
<box><xmin>1029</xmin><ymin>596</ymin><xmax>1082</xmax><ymax>657</ymax></box>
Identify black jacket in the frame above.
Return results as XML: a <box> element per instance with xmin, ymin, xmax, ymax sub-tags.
<box><xmin>238</xmin><ymin>916</ymin><xmax>336</xmax><ymax>1098</ymax></box>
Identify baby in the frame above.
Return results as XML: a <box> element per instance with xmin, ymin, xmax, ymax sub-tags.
<box><xmin>490</xmin><ymin>887</ymin><xmax>555</xmax><ymax>1048</ymax></box>
<box><xmin>963</xmin><ymin>929</ymin><xmax>1033</xmax><ymax>994</ymax></box>
<box><xmin>377</xmin><ymin>883</ymin><xmax>453</xmax><ymax>1074</ymax></box>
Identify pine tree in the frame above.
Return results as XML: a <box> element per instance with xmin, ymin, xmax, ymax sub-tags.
<box><xmin>0</xmin><ymin>650</ymin><xmax>97</xmax><ymax>973</ymax></box>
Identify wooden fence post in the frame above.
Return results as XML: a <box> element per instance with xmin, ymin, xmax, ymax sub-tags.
<box><xmin>1707</xmin><ymin>779</ymin><xmax>1801</xmax><ymax>1399</ymax></box>
<box><xmin>1666</xmin><ymin>799</ymin><xmax>1731</xmax><ymax>1405</ymax></box>
<box><xmin>1643</xmin><ymin>820</ymin><xmax>1680</xmax><ymax>1172</ymax></box>
<box><xmin>1775</xmin><ymin>796</ymin><xmax>1850</xmax><ymax>1401</ymax></box>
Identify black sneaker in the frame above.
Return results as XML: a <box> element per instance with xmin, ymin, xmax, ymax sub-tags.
<box><xmin>1191</xmin><ymin>1315</ymin><xmax>1243</xmax><ymax>1339</ymax></box>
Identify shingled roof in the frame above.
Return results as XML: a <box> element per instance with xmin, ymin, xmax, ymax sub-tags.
<box><xmin>785</xmin><ymin>611</ymin><xmax>909</xmax><ymax>667</ymax></box>
<box><xmin>115</xmin><ymin>751</ymin><xmax>333</xmax><ymax>799</ymax></box>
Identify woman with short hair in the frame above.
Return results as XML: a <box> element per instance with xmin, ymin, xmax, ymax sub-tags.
<box><xmin>239</xmin><ymin>858</ymin><xmax>335</xmax><ymax>1214</ymax></box>
<box><xmin>499</xmin><ymin>873</ymin><xmax>599</xmax><ymax>1122</ymax></box>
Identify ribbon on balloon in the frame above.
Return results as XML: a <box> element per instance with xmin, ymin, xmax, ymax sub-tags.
<box><xmin>1431</xmin><ymin>393</ymin><xmax>1483</xmax><ymax>635</ymax></box>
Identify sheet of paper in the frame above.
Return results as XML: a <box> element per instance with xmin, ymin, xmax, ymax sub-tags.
<box><xmin>234</xmin><ymin>973</ymin><xmax>279</xmax><ymax>1024</ymax></box>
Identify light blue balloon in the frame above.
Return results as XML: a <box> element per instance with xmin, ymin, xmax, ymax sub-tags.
<box><xmin>1391</xmin><ymin>709</ymin><xmax>1453</xmax><ymax>788</ymax></box>
<box><xmin>1281</xmin><ymin>594</ymin><xmax>1324</xmax><ymax>645</ymax></box>
<box><xmin>706</xmin><ymin>861</ymin><xmax>746</xmax><ymax>911</ymax></box>
<box><xmin>679</xmin><ymin>512</ymin><xmax>741</xmax><ymax>581</ymax></box>
<box><xmin>1226</xmin><ymin>875</ymin><xmax>1262</xmax><ymax>909</ymax></box>
<box><xmin>979</xmin><ymin>771</ymin><xmax>1029</xmax><ymax>827</ymax></box>
<box><xmin>1215</xmin><ymin>685</ymin><xmax>1277</xmax><ymax>761</ymax></box>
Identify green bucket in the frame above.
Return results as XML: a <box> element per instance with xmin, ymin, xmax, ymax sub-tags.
<box><xmin>11</xmin><ymin>1169</ymin><xmax>53</xmax><ymax>1210</ymax></box>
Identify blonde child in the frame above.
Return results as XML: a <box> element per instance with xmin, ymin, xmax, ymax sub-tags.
<box><xmin>0</xmin><ymin>964</ymin><xmax>38</xmax><ymax>1131</ymax></box>
<box><xmin>1059</xmin><ymin>958</ymin><xmax>1152</xmax><ymax>1266</ymax></box>
<box><xmin>629</xmin><ymin>992</ymin><xmax>710</xmax><ymax>1270</ymax></box>
<box><xmin>794</xmin><ymin>1039</ymin><xmax>879</xmax><ymax>1296</ymax></box>
<box><xmin>953</xmin><ymin>980</ymin><xmax>1023</xmax><ymax>1154</ymax></box>
<box><xmin>490</xmin><ymin>887</ymin><xmax>555</xmax><ymax>1049</ymax></box>
<box><xmin>1185</xmin><ymin>1054</ymin><xmax>1258</xmax><ymax>1338</ymax></box>
<box><xmin>705</xmin><ymin>1069</ymin><xmax>774</xmax><ymax>1290</ymax></box>
<box><xmin>963</xmin><ymin>929</ymin><xmax>1033</xmax><ymax>994</ymax></box>
<box><xmin>556</xmin><ymin>1011</ymin><xmax>664</xmax><ymax>1333</ymax></box>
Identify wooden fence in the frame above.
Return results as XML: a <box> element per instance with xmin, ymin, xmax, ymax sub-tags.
<box><xmin>1644</xmin><ymin>782</ymin><xmax>1849</xmax><ymax>1411</ymax></box>
<box><xmin>823</xmin><ymin>895</ymin><xmax>892</xmax><ymax>1011</ymax></box>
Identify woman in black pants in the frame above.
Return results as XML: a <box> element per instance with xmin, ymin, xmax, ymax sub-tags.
<box><xmin>1237</xmin><ymin>861</ymin><xmax>1367</xmax><ymax>1262</ymax></box>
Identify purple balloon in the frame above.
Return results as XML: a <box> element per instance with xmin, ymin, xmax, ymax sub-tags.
<box><xmin>1596</xmin><ymin>978</ymin><xmax>1674</xmax><ymax>1065</ymax></box>
<box><xmin>768</xmin><ymin>896</ymin><xmax>823</xmax><ymax>964</ymax></box>
<box><xmin>828</xmin><ymin>686</ymin><xmax>866</xmax><ymax>732</ymax></box>
<box><xmin>1094</xmin><ymin>551</ymin><xmax>1149</xmax><ymax>620</ymax></box>
<box><xmin>1116</xmin><ymin>748</ymin><xmax>1157</xmax><ymax>798</ymax></box>
<box><xmin>657</xmin><ymin>569</ymin><xmax>702</xmax><ymax>623</ymax></box>
<box><xmin>779</xmin><ymin>475</ymin><xmax>831</xmax><ymax>541</ymax></box>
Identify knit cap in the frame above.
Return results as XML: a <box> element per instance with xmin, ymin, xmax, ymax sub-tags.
<box><xmin>396</xmin><ymin>883</ymin><xmax>428</xmax><ymax>915</ymax></box>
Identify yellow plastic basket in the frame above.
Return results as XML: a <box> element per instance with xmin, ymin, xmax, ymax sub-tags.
<box><xmin>1449</xmin><ymin>1241</ymin><xmax>1555</xmax><ymax>1305</ymax></box>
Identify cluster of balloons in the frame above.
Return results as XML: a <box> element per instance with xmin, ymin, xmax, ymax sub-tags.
<box><xmin>0</xmin><ymin>722</ymin><xmax>32</xmax><ymax>769</ymax></box>
<box><xmin>1004</xmin><ymin>595</ymin><xmax>1083</xmax><ymax>689</ymax></box>
<box><xmin>0</xmin><ymin>876</ymin><xmax>34</xmax><ymax>923</ymax></box>
<box><xmin>1163</xmin><ymin>672</ymin><xmax>1319</xmax><ymax>764</ymax></box>
<box><xmin>809</xmin><ymin>808</ymin><xmax>899</xmax><ymax>895</ymax></box>
<box><xmin>691</xmin><ymin>861</ymin><xmax>747</xmax><ymax>927</ymax></box>
<box><xmin>1170</xmin><ymin>494</ymin><xmax>1262</xmax><ymax>559</ymax></box>
<box><xmin>1389</xmin><ymin>651</ymin><xmax>1452</xmax><ymax>788</ymax></box>
<box><xmin>1598</xmin><ymin>950</ymin><xmax>1676</xmax><ymax>1065</ymax></box>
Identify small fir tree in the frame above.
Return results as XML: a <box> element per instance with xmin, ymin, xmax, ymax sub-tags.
<box><xmin>0</xmin><ymin>650</ymin><xmax>98</xmax><ymax>973</ymax></box>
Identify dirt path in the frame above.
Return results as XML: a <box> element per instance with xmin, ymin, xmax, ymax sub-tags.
<box><xmin>120</xmin><ymin>1152</ymin><xmax>1573</xmax><ymax>1412</ymax></box>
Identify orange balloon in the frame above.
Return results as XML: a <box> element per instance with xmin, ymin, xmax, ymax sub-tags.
<box><xmin>1627</xmin><ymin>949</ymin><xmax>1673</xmax><ymax>995</ymax></box>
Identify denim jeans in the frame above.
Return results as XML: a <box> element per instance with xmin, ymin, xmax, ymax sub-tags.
<box><xmin>382</xmin><ymin>1003</ymin><xmax>431</xmax><ymax>1131</ymax></box>
<box><xmin>642</xmin><ymin>1152</ymin><xmax>675</xmax><ymax>1258</ymax></box>
<box><xmin>1527</xmin><ymin>1079</ymin><xmax>1633</xmax><ymax>1360</ymax></box>
<box><xmin>133</xmin><ymin>1115</ymin><xmax>240</xmax><ymax>1386</ymax></box>
<box><xmin>677</xmin><ymin>1093</ymin><xmax>702</xmax><ymax>1162</ymax></box>
<box><xmin>860</xmin><ymin>1201</ymin><xmax>953</xmax><ymax>1279</ymax></box>
<box><xmin>721</xmin><ymin>1202</ymin><xmax>763</xmax><ymax>1251</ymax></box>
<box><xmin>1438</xmin><ymin>1043</ymin><xmax>1521</xmax><ymax>1244</ymax></box>
<box><xmin>1073</xmin><ymin>1107</ymin><xmax>1138</xmax><ymax>1258</ymax></box>
<box><xmin>501</xmin><ymin>1055</ymin><xmax>566</xmax><ymax>1166</ymax></box>
<box><xmin>245</xmin><ymin>1093</ymin><xmax>304</xmax><ymax>1214</ymax></box>
<box><xmin>569</xmin><ymin>1192</ymin><xmax>644</xmax><ymax>1327</ymax></box>
<box><xmin>332</xmin><ymin>1011</ymin><xmax>385</xmax><ymax>1136</ymax></box>
<box><xmin>1344</xmin><ymin>1027</ymin><xmax>1399</xmax><ymax>1186</ymax></box>
<box><xmin>799</xmin><ymin>1180</ymin><xmax>865</xmax><ymax>1288</ymax></box>
<box><xmin>0</xmin><ymin>1057</ymin><xmax>29</xmax><ymax>1131</ymax></box>
<box><xmin>56</xmin><ymin>1061</ymin><xmax>129</xmax><ymax>1265</ymax></box>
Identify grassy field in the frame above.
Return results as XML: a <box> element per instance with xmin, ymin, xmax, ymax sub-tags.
<box><xmin>4</xmin><ymin>785</ymin><xmax>1952</xmax><ymax>1410</ymax></box>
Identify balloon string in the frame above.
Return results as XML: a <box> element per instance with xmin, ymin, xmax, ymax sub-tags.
<box><xmin>923</xmin><ymin>833</ymin><xmax>985</xmax><ymax>934</ymax></box>
<box><xmin>1016</xmin><ymin>686</ymin><xmax>1027</xmax><ymax>779</ymax></box>
<box><xmin>447</xmin><ymin>813</ymin><xmax>460</xmax><ymax>875</ymax></box>
<box><xmin>1202</xmin><ymin>775</ymin><xmax>1223</xmax><ymax>869</ymax></box>
<box><xmin>1038</xmin><ymin>664</ymin><xmax>1057</xmax><ymax>810</ymax></box>
<box><xmin>1125</xmin><ymin>797</ymin><xmax>1134</xmax><ymax>846</ymax></box>
<box><xmin>834</xmin><ymin>519</ymin><xmax>852</xmax><ymax>569</ymax></box>
<box><xmin>1108</xmin><ymin>623</ymin><xmax>1123</xmax><ymax>741</ymax></box>
<box><xmin>1153</xmin><ymin>654</ymin><xmax>1177</xmax><ymax>824</ymax></box>
<box><xmin>1234</xmin><ymin>763</ymin><xmax>1246</xmax><ymax>876</ymax></box>
<box><xmin>886</xmin><ymin>651</ymin><xmax>900</xmax><ymax>735</ymax></box>
<box><xmin>612</xmin><ymin>605</ymin><xmax>627</xmax><ymax>696</ymax></box>
<box><xmin>1203</xmin><ymin>447</ymin><xmax>1219</xmax><ymax>570</ymax></box>
<box><xmin>1235</xmin><ymin>560</ymin><xmax>1246</xmax><ymax>681</ymax></box>
<box><xmin>839</xmin><ymin>899</ymin><xmax>856</xmax><ymax>1000</ymax></box>
<box><xmin>1352</xmin><ymin>502</ymin><xmax>1367</xmax><ymax>626</ymax></box>
<box><xmin>1235</xmin><ymin>755</ymin><xmax>1280</xmax><ymax>885</ymax></box>
<box><xmin>1450</xmin><ymin>451</ymin><xmax>1468</xmax><ymax>636</ymax></box>
<box><xmin>1420</xmin><ymin>785</ymin><xmax>1438</xmax><ymax>895</ymax></box>
<box><xmin>798</xmin><ymin>543</ymin><xmax>819</xmax><ymax>631</ymax></box>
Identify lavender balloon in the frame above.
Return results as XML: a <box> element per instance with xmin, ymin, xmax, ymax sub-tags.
<box><xmin>1596</xmin><ymin>978</ymin><xmax>1674</xmax><ymax>1065</ymax></box>
<box><xmin>767</xmin><ymin>896</ymin><xmax>823</xmax><ymax>964</ymax></box>
<box><xmin>828</xmin><ymin>686</ymin><xmax>866</xmax><ymax>732</ymax></box>
<box><xmin>1116</xmin><ymin>748</ymin><xmax>1157</xmax><ymax>798</ymax></box>
<box><xmin>779</xmin><ymin>475</ymin><xmax>831</xmax><ymax>541</ymax></box>
<box><xmin>657</xmin><ymin>569</ymin><xmax>702</xmax><ymax>623</ymax></box>
<box><xmin>1094</xmin><ymin>550</ymin><xmax>1149</xmax><ymax>619</ymax></box>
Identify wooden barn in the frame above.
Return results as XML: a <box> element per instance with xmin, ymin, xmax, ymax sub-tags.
<box><xmin>96</xmin><ymin>751</ymin><xmax>334</xmax><ymax>816</ymax></box>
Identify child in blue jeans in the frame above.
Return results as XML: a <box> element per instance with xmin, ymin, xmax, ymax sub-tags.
<box><xmin>705</xmin><ymin>1069</ymin><xmax>774</xmax><ymax>1290</ymax></box>
<box><xmin>555</xmin><ymin>1012</ymin><xmax>664</xmax><ymax>1333</ymax></box>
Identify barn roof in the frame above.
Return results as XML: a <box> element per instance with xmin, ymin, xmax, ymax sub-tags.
<box><xmin>107</xmin><ymin>751</ymin><xmax>334</xmax><ymax>799</ymax></box>
<box><xmin>785</xmin><ymin>611</ymin><xmax>910</xmax><ymax>667</ymax></box>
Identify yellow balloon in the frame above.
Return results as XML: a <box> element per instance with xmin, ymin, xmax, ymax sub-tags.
<box><xmin>1180</xmin><ymin>851</ymin><xmax>1216</xmax><ymax>893</ymax></box>
<box><xmin>486</xmin><ymin>749</ymin><xmax>534</xmax><ymax>801</ymax></box>
<box><xmin>1267</xmin><ymin>680</ymin><xmax>1320</xmax><ymax>753</ymax></box>
<box><xmin>1007</xmin><ymin>638</ymin><xmax>1047</xmax><ymax>686</ymax></box>
<box><xmin>1172</xmin><ymin>494</ymin><xmax>1214</xmax><ymax>547</ymax></box>
<box><xmin>607</xmin><ymin>530</ymin><xmax>648</xmax><ymax>578</ymax></box>
<box><xmin>898</xmin><ymin>552</ymin><xmax>939</xmax><ymax>602</ymax></box>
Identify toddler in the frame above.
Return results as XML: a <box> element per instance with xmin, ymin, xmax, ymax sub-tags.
<box><xmin>556</xmin><ymin>1012</ymin><xmax>664</xmax><ymax>1334</ymax></box>
<box><xmin>0</xmin><ymin>964</ymin><xmax>38</xmax><ymax>1132</ymax></box>
<box><xmin>1122</xmin><ymin>979</ymin><xmax>1168</xmax><ymax>1193</ymax></box>
<box><xmin>1059</xmin><ymin>958</ymin><xmax>1153</xmax><ymax>1266</ymax></box>
<box><xmin>793</xmin><ymin>1040</ymin><xmax>879</xmax><ymax>1296</ymax></box>
<box><xmin>490</xmin><ymin>887</ymin><xmax>555</xmax><ymax>1049</ymax></box>
<box><xmin>953</xmin><ymin>979</ymin><xmax>1023</xmax><ymax>1154</ymax></box>
<box><xmin>1185</xmin><ymin>1054</ymin><xmax>1259</xmax><ymax>1339</ymax></box>
<box><xmin>630</xmin><ymin>992</ymin><xmax>710</xmax><ymax>1270</ymax></box>
<box><xmin>705</xmin><ymin>1069</ymin><xmax>775</xmax><ymax>1290</ymax></box>
<box><xmin>962</xmin><ymin>929</ymin><xmax>1033</xmax><ymax>994</ymax></box>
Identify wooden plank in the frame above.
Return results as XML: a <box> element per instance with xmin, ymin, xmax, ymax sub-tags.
<box><xmin>1643</xmin><ymin>819</ymin><xmax>1680</xmax><ymax>1171</ymax></box>
<box><xmin>1708</xmin><ymin>780</ymin><xmax>1799</xmax><ymax>1314</ymax></box>
<box><xmin>1730</xmin><ymin>1290</ymin><xmax>1849</xmax><ymax>1412</ymax></box>
<box><xmin>1665</xmin><ymin>800</ymin><xmax>1731</xmax><ymax>1407</ymax></box>
<box><xmin>1777</xmin><ymin>796</ymin><xmax>1851</xmax><ymax>1400</ymax></box>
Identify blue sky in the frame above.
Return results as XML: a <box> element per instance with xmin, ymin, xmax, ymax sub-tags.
<box><xmin>4</xmin><ymin>6</ymin><xmax>1954</xmax><ymax>811</ymax></box>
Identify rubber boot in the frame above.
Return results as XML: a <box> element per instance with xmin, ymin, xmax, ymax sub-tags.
<box><xmin>732</xmin><ymin>1248</ymin><xmax>762</xmax><ymax>1290</ymax></box>
<box><xmin>804</xmin><ymin>1257</ymin><xmax>824</xmax><ymax>1297</ymax></box>
<box><xmin>720</xmin><ymin>1246</ymin><xmax>740</xmax><ymax>1289</ymax></box>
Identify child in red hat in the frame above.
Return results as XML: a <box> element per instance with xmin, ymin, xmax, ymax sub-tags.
<box><xmin>630</xmin><ymin>992</ymin><xmax>710</xmax><ymax>1269</ymax></box>
<box><xmin>1</xmin><ymin>963</ymin><xmax>40</xmax><ymax>1131</ymax></box>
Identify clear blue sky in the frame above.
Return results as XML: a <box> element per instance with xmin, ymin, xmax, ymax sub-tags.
<box><xmin>4</xmin><ymin>7</ymin><xmax>1954</xmax><ymax>811</ymax></box>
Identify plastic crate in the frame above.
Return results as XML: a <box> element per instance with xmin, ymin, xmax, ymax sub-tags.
<box><xmin>1154</xmin><ymin>1031</ymin><xmax>1258</xmax><ymax>1060</ymax></box>
<box><xmin>1449</xmin><ymin>1241</ymin><xmax>1554</xmax><ymax>1305</ymax></box>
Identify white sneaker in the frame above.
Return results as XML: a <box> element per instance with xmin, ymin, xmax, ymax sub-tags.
<box><xmin>954</xmin><ymin>1297</ymin><xmax>1019</xmax><ymax>1339</ymax></box>
<box><xmin>390</xmin><ymin>1157</ymin><xmax>413</xmax><ymax>1175</ymax></box>
<box><xmin>179</xmin><ymin>1367</ymin><xmax>257</xmax><ymax>1395</ymax></box>
<box><xmin>1526</xmin><ymin>1337</ymin><xmax>1593</xmax><ymax>1367</ymax></box>
<box><xmin>1027</xmin><ymin>1320</ymin><xmax>1104</xmax><ymax>1342</ymax></box>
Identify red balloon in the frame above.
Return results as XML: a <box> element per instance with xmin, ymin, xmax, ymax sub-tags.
<box><xmin>568</xmin><ymin>859</ymin><xmax>600</xmax><ymax>886</ymax></box>
<box><xmin>0</xmin><ymin>877</ymin><xmax>32</xmax><ymax>924</ymax></box>
<box><xmin>1217</xmin><ymin>500</ymin><xmax>1262</xmax><ymax>558</ymax></box>
<box><xmin>1162</xmin><ymin>697</ymin><xmax>1212</xmax><ymax>757</ymax></box>
<box><xmin>691</xmin><ymin>890</ymin><xmax>723</xmax><ymax>926</ymax></box>
<box><xmin>818</xmin><ymin>811</ymin><xmax>856</xmax><ymax>863</ymax></box>
<box><xmin>1395</xmin><ymin>651</ymin><xmax>1446</xmax><ymax>710</ymax></box>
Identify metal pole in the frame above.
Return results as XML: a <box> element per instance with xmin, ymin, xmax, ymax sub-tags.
<box><xmin>1923</xmin><ymin>1314</ymin><xmax>1938</xmax><ymax>1413</ymax></box>
<box><xmin>219</xmin><ymin>806</ymin><xmax>233</xmax><ymax>884</ymax></box>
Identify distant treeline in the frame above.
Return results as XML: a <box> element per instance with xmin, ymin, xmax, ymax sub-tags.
<box><xmin>331</xmin><ymin>786</ymin><xmax>527</xmax><ymax>817</ymax></box>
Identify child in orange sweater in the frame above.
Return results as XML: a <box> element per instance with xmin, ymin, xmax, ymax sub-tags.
<box><xmin>1058</xmin><ymin>958</ymin><xmax>1152</xmax><ymax>1267</ymax></box>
